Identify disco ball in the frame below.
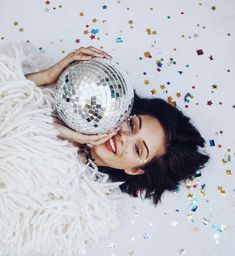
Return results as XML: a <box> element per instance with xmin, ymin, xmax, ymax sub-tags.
<box><xmin>54</xmin><ymin>57</ymin><xmax>134</xmax><ymax>134</ymax></box>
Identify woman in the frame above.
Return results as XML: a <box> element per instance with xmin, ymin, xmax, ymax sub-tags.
<box><xmin>26</xmin><ymin>46</ymin><xmax>210</xmax><ymax>206</ymax></box>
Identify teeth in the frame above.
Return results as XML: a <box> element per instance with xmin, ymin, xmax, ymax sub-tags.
<box><xmin>109</xmin><ymin>138</ymin><xmax>116</xmax><ymax>153</ymax></box>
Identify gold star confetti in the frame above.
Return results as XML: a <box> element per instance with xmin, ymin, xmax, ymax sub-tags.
<box><xmin>199</xmin><ymin>190</ymin><xmax>205</xmax><ymax>196</ymax></box>
<box><xmin>187</xmin><ymin>193</ymin><xmax>193</xmax><ymax>199</ymax></box>
<box><xmin>83</xmin><ymin>30</ymin><xmax>89</xmax><ymax>35</ymax></box>
<box><xmin>79</xmin><ymin>12</ymin><xmax>84</xmax><ymax>16</ymax></box>
<box><xmin>217</xmin><ymin>186</ymin><xmax>226</xmax><ymax>194</ymax></box>
<box><xmin>185</xmin><ymin>184</ymin><xmax>191</xmax><ymax>189</ymax></box>
<box><xmin>167</xmin><ymin>96</ymin><xmax>176</xmax><ymax>106</ymax></box>
<box><xmin>146</xmin><ymin>28</ymin><xmax>151</xmax><ymax>35</ymax></box>
<box><xmin>13</xmin><ymin>21</ymin><xmax>19</xmax><ymax>26</ymax></box>
<box><xmin>146</xmin><ymin>28</ymin><xmax>157</xmax><ymax>35</ymax></box>
<box><xmin>128</xmin><ymin>20</ymin><xmax>134</xmax><ymax>25</ymax></box>
<box><xmin>160</xmin><ymin>85</ymin><xmax>165</xmax><ymax>90</ymax></box>
<box><xmin>176</xmin><ymin>92</ymin><xmax>182</xmax><ymax>98</ymax></box>
<box><xmin>212</xmin><ymin>84</ymin><xmax>218</xmax><ymax>89</ymax></box>
<box><xmin>226</xmin><ymin>169</ymin><xmax>232</xmax><ymax>176</ymax></box>
<box><xmin>144</xmin><ymin>80</ymin><xmax>150</xmax><ymax>85</ymax></box>
<box><xmin>92</xmin><ymin>18</ymin><xmax>97</xmax><ymax>23</ymax></box>
<box><xmin>211</xmin><ymin>6</ymin><xmax>216</xmax><ymax>11</ymax></box>
<box><xmin>151</xmin><ymin>89</ymin><xmax>157</xmax><ymax>95</ymax></box>
<box><xmin>19</xmin><ymin>28</ymin><xmax>24</xmax><ymax>32</ymax></box>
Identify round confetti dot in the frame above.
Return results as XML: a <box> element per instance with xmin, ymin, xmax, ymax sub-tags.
<box><xmin>143</xmin><ymin>72</ymin><xmax>147</xmax><ymax>75</ymax></box>
<box><xmin>218</xmin><ymin>145</ymin><xmax>222</xmax><ymax>148</ymax></box>
<box><xmin>185</xmin><ymin>105</ymin><xmax>189</xmax><ymax>108</ymax></box>
<box><xmin>227</xmin><ymin>69</ymin><xmax>230</xmax><ymax>72</ymax></box>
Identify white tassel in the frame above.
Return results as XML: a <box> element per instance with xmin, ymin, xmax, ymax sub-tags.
<box><xmin>0</xmin><ymin>43</ymin><xmax>122</xmax><ymax>256</ymax></box>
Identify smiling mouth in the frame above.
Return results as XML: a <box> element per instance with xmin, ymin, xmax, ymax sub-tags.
<box><xmin>105</xmin><ymin>135</ymin><xmax>117</xmax><ymax>154</ymax></box>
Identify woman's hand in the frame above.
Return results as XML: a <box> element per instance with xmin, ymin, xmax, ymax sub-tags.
<box><xmin>53</xmin><ymin>118</ymin><xmax>120</xmax><ymax>146</ymax></box>
<box><xmin>26</xmin><ymin>46</ymin><xmax>112</xmax><ymax>86</ymax></box>
<box><xmin>44</xmin><ymin>46</ymin><xmax>112</xmax><ymax>85</ymax></box>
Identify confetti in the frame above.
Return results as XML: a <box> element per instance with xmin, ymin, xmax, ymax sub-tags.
<box><xmin>178</xmin><ymin>248</ymin><xmax>186</xmax><ymax>255</ymax></box>
<box><xmin>217</xmin><ymin>186</ymin><xmax>226</xmax><ymax>195</ymax></box>
<box><xmin>201</xmin><ymin>217</ymin><xmax>210</xmax><ymax>225</ymax></box>
<box><xmin>196</xmin><ymin>49</ymin><xmax>204</xmax><ymax>55</ymax></box>
<box><xmin>209</xmin><ymin>140</ymin><xmax>215</xmax><ymax>146</ymax></box>
<box><xmin>116</xmin><ymin>37</ymin><xmax>123</xmax><ymax>43</ymax></box>
<box><xmin>191</xmin><ymin>205</ymin><xmax>198</xmax><ymax>212</ymax></box>
<box><xmin>144</xmin><ymin>51</ymin><xmax>152</xmax><ymax>58</ymax></box>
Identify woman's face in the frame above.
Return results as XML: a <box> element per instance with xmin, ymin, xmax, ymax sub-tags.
<box><xmin>90</xmin><ymin>114</ymin><xmax>166</xmax><ymax>173</ymax></box>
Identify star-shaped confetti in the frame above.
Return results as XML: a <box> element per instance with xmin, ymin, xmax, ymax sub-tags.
<box><xmin>217</xmin><ymin>186</ymin><xmax>226</xmax><ymax>194</ymax></box>
<box><xmin>207</xmin><ymin>100</ymin><xmax>213</xmax><ymax>106</ymax></box>
<box><xmin>79</xmin><ymin>12</ymin><xmax>84</xmax><ymax>16</ymax></box>
<box><xmin>13</xmin><ymin>21</ymin><xmax>19</xmax><ymax>26</ymax></box>
<box><xmin>151</xmin><ymin>89</ymin><xmax>157</xmax><ymax>95</ymax></box>
<box><xmin>144</xmin><ymin>80</ymin><xmax>150</xmax><ymax>85</ymax></box>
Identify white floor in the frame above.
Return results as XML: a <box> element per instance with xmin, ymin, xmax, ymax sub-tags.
<box><xmin>1</xmin><ymin>0</ymin><xmax>234</xmax><ymax>255</ymax></box>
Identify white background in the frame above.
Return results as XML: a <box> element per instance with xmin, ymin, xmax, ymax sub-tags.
<box><xmin>1</xmin><ymin>0</ymin><xmax>234</xmax><ymax>255</ymax></box>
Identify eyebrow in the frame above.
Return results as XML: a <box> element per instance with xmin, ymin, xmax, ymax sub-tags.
<box><xmin>137</xmin><ymin>115</ymin><xmax>149</xmax><ymax>159</ymax></box>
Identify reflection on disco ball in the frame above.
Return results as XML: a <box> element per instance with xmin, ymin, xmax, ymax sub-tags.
<box><xmin>54</xmin><ymin>57</ymin><xmax>134</xmax><ymax>134</ymax></box>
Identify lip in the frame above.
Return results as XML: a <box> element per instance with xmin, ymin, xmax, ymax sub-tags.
<box><xmin>104</xmin><ymin>135</ymin><xmax>117</xmax><ymax>154</ymax></box>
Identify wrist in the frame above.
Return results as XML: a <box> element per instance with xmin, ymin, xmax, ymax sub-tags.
<box><xmin>25</xmin><ymin>70</ymin><xmax>50</xmax><ymax>86</ymax></box>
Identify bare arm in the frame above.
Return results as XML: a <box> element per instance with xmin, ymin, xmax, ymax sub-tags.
<box><xmin>25</xmin><ymin>70</ymin><xmax>49</xmax><ymax>86</ymax></box>
<box><xmin>25</xmin><ymin>46</ymin><xmax>112</xmax><ymax>87</ymax></box>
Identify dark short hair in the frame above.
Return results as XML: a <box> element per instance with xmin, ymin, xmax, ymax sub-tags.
<box><xmin>98</xmin><ymin>93</ymin><xmax>210</xmax><ymax>206</ymax></box>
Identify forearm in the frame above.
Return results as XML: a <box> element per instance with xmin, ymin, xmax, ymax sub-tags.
<box><xmin>25</xmin><ymin>70</ymin><xmax>49</xmax><ymax>86</ymax></box>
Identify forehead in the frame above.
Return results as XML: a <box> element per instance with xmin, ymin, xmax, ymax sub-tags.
<box><xmin>139</xmin><ymin>115</ymin><xmax>166</xmax><ymax>158</ymax></box>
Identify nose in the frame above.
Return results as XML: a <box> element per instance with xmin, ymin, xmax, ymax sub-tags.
<box><xmin>118</xmin><ymin>120</ymin><xmax>136</xmax><ymax>147</ymax></box>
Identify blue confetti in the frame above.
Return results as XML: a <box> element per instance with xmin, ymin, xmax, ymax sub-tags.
<box><xmin>116</xmin><ymin>37</ymin><xmax>123</xmax><ymax>43</ymax></box>
<box><xmin>191</xmin><ymin>205</ymin><xmax>198</xmax><ymax>212</ymax></box>
<box><xmin>209</xmin><ymin>140</ymin><xmax>215</xmax><ymax>146</ymax></box>
<box><xmin>90</xmin><ymin>28</ymin><xmax>99</xmax><ymax>34</ymax></box>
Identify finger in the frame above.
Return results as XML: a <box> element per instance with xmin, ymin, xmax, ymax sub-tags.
<box><xmin>78</xmin><ymin>132</ymin><xmax>110</xmax><ymax>141</ymax></box>
<box><xmin>87</xmin><ymin>46</ymin><xmax>112</xmax><ymax>59</ymax></box>
<box><xmin>76</xmin><ymin>47</ymin><xmax>112</xmax><ymax>59</ymax></box>
<box><xmin>72</xmin><ymin>54</ymin><xmax>93</xmax><ymax>61</ymax></box>
<box><xmin>91</xmin><ymin>131</ymin><xmax>118</xmax><ymax>145</ymax></box>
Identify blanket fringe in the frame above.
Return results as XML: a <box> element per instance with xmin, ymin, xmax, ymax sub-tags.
<box><xmin>0</xmin><ymin>42</ymin><xmax>122</xmax><ymax>256</ymax></box>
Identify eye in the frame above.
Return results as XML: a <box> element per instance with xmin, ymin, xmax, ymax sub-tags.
<box><xmin>135</xmin><ymin>144</ymin><xmax>140</xmax><ymax>156</ymax></box>
<box><xmin>129</xmin><ymin>118</ymin><xmax>135</xmax><ymax>132</ymax></box>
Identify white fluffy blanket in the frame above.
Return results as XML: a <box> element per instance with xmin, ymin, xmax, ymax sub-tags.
<box><xmin>0</xmin><ymin>43</ymin><xmax>122</xmax><ymax>256</ymax></box>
